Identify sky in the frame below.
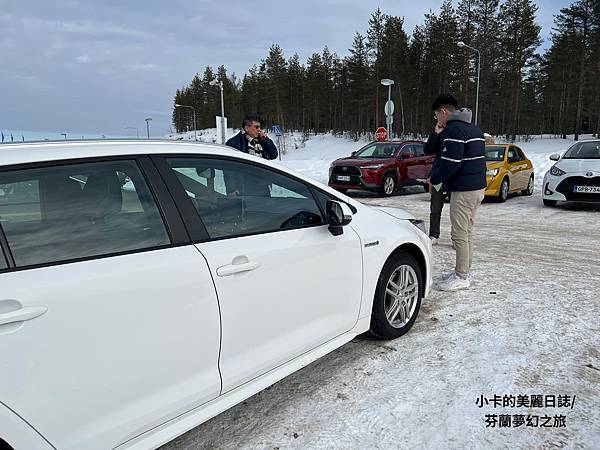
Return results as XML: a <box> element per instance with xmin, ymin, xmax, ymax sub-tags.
<box><xmin>1</xmin><ymin>0</ymin><xmax>570</xmax><ymax>137</ymax></box>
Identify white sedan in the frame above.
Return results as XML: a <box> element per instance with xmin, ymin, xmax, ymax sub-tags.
<box><xmin>0</xmin><ymin>140</ymin><xmax>432</xmax><ymax>450</ymax></box>
<box><xmin>543</xmin><ymin>139</ymin><xmax>600</xmax><ymax>206</ymax></box>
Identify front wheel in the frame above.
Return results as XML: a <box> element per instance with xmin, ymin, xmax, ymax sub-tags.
<box><xmin>379</xmin><ymin>174</ymin><xmax>396</xmax><ymax>197</ymax></box>
<box><xmin>498</xmin><ymin>178</ymin><xmax>509</xmax><ymax>202</ymax></box>
<box><xmin>522</xmin><ymin>175</ymin><xmax>534</xmax><ymax>196</ymax></box>
<box><xmin>543</xmin><ymin>199</ymin><xmax>557</xmax><ymax>207</ymax></box>
<box><xmin>370</xmin><ymin>252</ymin><xmax>422</xmax><ymax>340</ymax></box>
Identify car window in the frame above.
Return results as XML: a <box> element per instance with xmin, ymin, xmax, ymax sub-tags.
<box><xmin>0</xmin><ymin>160</ymin><xmax>170</xmax><ymax>268</ymax></box>
<box><xmin>507</xmin><ymin>147</ymin><xmax>521</xmax><ymax>163</ymax></box>
<box><xmin>400</xmin><ymin>145</ymin><xmax>415</xmax><ymax>156</ymax></box>
<box><xmin>485</xmin><ymin>146</ymin><xmax>506</xmax><ymax>161</ymax></box>
<box><xmin>413</xmin><ymin>144</ymin><xmax>425</xmax><ymax>157</ymax></box>
<box><xmin>165</xmin><ymin>158</ymin><xmax>325</xmax><ymax>239</ymax></box>
<box><xmin>514</xmin><ymin>147</ymin><xmax>526</xmax><ymax>161</ymax></box>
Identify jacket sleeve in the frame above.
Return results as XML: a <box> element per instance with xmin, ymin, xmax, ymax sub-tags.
<box><xmin>260</xmin><ymin>137</ymin><xmax>278</xmax><ymax>160</ymax></box>
<box><xmin>429</xmin><ymin>127</ymin><xmax>465</xmax><ymax>185</ymax></box>
<box><xmin>424</xmin><ymin>132</ymin><xmax>442</xmax><ymax>156</ymax></box>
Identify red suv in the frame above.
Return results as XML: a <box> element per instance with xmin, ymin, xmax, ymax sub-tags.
<box><xmin>328</xmin><ymin>140</ymin><xmax>434</xmax><ymax>196</ymax></box>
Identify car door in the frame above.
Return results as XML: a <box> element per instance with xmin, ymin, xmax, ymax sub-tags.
<box><xmin>507</xmin><ymin>146</ymin><xmax>525</xmax><ymax>190</ymax></box>
<box><xmin>412</xmin><ymin>143</ymin><xmax>432</xmax><ymax>180</ymax></box>
<box><xmin>0</xmin><ymin>157</ymin><xmax>221</xmax><ymax>450</ymax></box>
<box><xmin>398</xmin><ymin>144</ymin><xmax>418</xmax><ymax>181</ymax></box>
<box><xmin>514</xmin><ymin>146</ymin><xmax>531</xmax><ymax>186</ymax></box>
<box><xmin>157</xmin><ymin>156</ymin><xmax>364</xmax><ymax>392</ymax></box>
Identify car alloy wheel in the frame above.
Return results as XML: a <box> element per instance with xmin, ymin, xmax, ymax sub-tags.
<box><xmin>522</xmin><ymin>175</ymin><xmax>534</xmax><ymax>196</ymax></box>
<box><xmin>499</xmin><ymin>178</ymin><xmax>509</xmax><ymax>202</ymax></box>
<box><xmin>384</xmin><ymin>265</ymin><xmax>419</xmax><ymax>329</ymax></box>
<box><xmin>380</xmin><ymin>174</ymin><xmax>396</xmax><ymax>197</ymax></box>
<box><xmin>370</xmin><ymin>252</ymin><xmax>422</xmax><ymax>339</ymax></box>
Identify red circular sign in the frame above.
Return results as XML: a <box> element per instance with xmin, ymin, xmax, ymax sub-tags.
<box><xmin>375</xmin><ymin>127</ymin><xmax>388</xmax><ymax>142</ymax></box>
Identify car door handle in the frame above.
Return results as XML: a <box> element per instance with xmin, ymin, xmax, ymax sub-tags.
<box><xmin>216</xmin><ymin>261</ymin><xmax>261</xmax><ymax>277</ymax></box>
<box><xmin>0</xmin><ymin>306</ymin><xmax>48</xmax><ymax>326</ymax></box>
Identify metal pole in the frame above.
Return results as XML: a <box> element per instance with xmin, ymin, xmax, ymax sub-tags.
<box><xmin>219</xmin><ymin>81</ymin><xmax>226</xmax><ymax>145</ymax></box>
<box><xmin>192</xmin><ymin>107</ymin><xmax>197</xmax><ymax>141</ymax></box>
<box><xmin>146</xmin><ymin>121</ymin><xmax>150</xmax><ymax>139</ymax></box>
<box><xmin>475</xmin><ymin>50</ymin><xmax>481</xmax><ymax>125</ymax></box>
<box><xmin>387</xmin><ymin>84</ymin><xmax>391</xmax><ymax>139</ymax></box>
<box><xmin>398</xmin><ymin>84</ymin><xmax>405</xmax><ymax>138</ymax></box>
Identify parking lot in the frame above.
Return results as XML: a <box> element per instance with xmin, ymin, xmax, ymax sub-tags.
<box><xmin>162</xmin><ymin>189</ymin><xmax>599</xmax><ymax>450</ymax></box>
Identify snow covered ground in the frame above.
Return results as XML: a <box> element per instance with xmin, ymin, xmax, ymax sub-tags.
<box><xmin>161</xmin><ymin>132</ymin><xmax>599</xmax><ymax>450</ymax></box>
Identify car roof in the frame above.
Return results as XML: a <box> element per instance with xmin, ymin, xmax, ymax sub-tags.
<box><xmin>0</xmin><ymin>139</ymin><xmax>241</xmax><ymax>167</ymax></box>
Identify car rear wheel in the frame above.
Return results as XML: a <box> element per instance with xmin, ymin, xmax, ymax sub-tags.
<box><xmin>370</xmin><ymin>252</ymin><xmax>422</xmax><ymax>340</ymax></box>
<box><xmin>522</xmin><ymin>175</ymin><xmax>534</xmax><ymax>196</ymax></box>
<box><xmin>498</xmin><ymin>178</ymin><xmax>509</xmax><ymax>202</ymax></box>
<box><xmin>543</xmin><ymin>199</ymin><xmax>557</xmax><ymax>207</ymax></box>
<box><xmin>380</xmin><ymin>174</ymin><xmax>396</xmax><ymax>197</ymax></box>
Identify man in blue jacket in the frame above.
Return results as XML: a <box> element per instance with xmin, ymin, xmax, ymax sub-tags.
<box><xmin>225</xmin><ymin>115</ymin><xmax>278</xmax><ymax>160</ymax></box>
<box><xmin>429</xmin><ymin>95</ymin><xmax>486</xmax><ymax>291</ymax></box>
<box><xmin>224</xmin><ymin>115</ymin><xmax>278</xmax><ymax>197</ymax></box>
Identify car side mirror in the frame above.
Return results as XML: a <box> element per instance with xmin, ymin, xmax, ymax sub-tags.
<box><xmin>399</xmin><ymin>152</ymin><xmax>413</xmax><ymax>159</ymax></box>
<box><xmin>549</xmin><ymin>153</ymin><xmax>560</xmax><ymax>161</ymax></box>
<box><xmin>327</xmin><ymin>200</ymin><xmax>353</xmax><ymax>236</ymax></box>
<box><xmin>351</xmin><ymin>151</ymin><xmax>357</xmax><ymax>157</ymax></box>
<box><xmin>196</xmin><ymin>167</ymin><xmax>215</xmax><ymax>178</ymax></box>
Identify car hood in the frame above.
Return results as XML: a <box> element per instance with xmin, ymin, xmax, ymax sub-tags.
<box><xmin>334</xmin><ymin>157</ymin><xmax>392</xmax><ymax>166</ymax></box>
<box><xmin>486</xmin><ymin>161</ymin><xmax>505</xmax><ymax>170</ymax></box>
<box><xmin>372</xmin><ymin>206</ymin><xmax>415</xmax><ymax>220</ymax></box>
<box><xmin>555</xmin><ymin>158</ymin><xmax>600</xmax><ymax>174</ymax></box>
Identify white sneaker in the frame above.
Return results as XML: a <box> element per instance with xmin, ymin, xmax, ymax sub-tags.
<box><xmin>430</xmin><ymin>237</ymin><xmax>439</xmax><ymax>245</ymax></box>
<box><xmin>439</xmin><ymin>272</ymin><xmax>470</xmax><ymax>291</ymax></box>
<box><xmin>442</xmin><ymin>271</ymin><xmax>472</xmax><ymax>281</ymax></box>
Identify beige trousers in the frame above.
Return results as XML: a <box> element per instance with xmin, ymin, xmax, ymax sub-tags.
<box><xmin>449</xmin><ymin>189</ymin><xmax>485</xmax><ymax>279</ymax></box>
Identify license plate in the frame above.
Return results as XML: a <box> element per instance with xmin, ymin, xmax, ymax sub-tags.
<box><xmin>336</xmin><ymin>175</ymin><xmax>351</xmax><ymax>182</ymax></box>
<box><xmin>573</xmin><ymin>185</ymin><xmax>600</xmax><ymax>194</ymax></box>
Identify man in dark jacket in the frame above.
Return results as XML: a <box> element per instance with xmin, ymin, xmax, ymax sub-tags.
<box><xmin>225</xmin><ymin>115</ymin><xmax>278</xmax><ymax>160</ymax></box>
<box><xmin>424</xmin><ymin>94</ymin><xmax>458</xmax><ymax>244</ymax></box>
<box><xmin>224</xmin><ymin>115</ymin><xmax>278</xmax><ymax>196</ymax></box>
<box><xmin>429</xmin><ymin>95</ymin><xmax>486</xmax><ymax>291</ymax></box>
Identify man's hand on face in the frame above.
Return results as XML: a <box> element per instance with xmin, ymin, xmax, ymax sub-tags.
<box><xmin>257</xmin><ymin>129</ymin><xmax>268</xmax><ymax>140</ymax></box>
<box><xmin>434</xmin><ymin>122</ymin><xmax>445</xmax><ymax>134</ymax></box>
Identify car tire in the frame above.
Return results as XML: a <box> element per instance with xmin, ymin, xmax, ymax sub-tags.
<box><xmin>543</xmin><ymin>199</ymin><xmax>557</xmax><ymax>207</ymax></box>
<box><xmin>522</xmin><ymin>175</ymin><xmax>534</xmax><ymax>196</ymax></box>
<box><xmin>498</xmin><ymin>178</ymin><xmax>509</xmax><ymax>202</ymax></box>
<box><xmin>379</xmin><ymin>174</ymin><xmax>396</xmax><ymax>197</ymax></box>
<box><xmin>370</xmin><ymin>252</ymin><xmax>422</xmax><ymax>340</ymax></box>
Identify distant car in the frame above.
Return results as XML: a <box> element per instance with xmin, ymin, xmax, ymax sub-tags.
<box><xmin>542</xmin><ymin>139</ymin><xmax>600</xmax><ymax>206</ymax></box>
<box><xmin>328</xmin><ymin>140</ymin><xmax>434</xmax><ymax>197</ymax></box>
<box><xmin>484</xmin><ymin>144</ymin><xmax>534</xmax><ymax>201</ymax></box>
<box><xmin>0</xmin><ymin>140</ymin><xmax>432</xmax><ymax>450</ymax></box>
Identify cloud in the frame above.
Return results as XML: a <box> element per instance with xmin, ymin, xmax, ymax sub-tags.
<box><xmin>77</xmin><ymin>54</ymin><xmax>91</xmax><ymax>63</ymax></box>
<box><xmin>128</xmin><ymin>63</ymin><xmax>162</xmax><ymax>72</ymax></box>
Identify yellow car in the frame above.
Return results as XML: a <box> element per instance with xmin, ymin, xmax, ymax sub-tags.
<box><xmin>485</xmin><ymin>144</ymin><xmax>534</xmax><ymax>201</ymax></box>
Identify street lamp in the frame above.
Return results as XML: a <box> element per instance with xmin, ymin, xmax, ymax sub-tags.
<box><xmin>457</xmin><ymin>41</ymin><xmax>481</xmax><ymax>125</ymax></box>
<box><xmin>144</xmin><ymin>117</ymin><xmax>152</xmax><ymax>139</ymax></box>
<box><xmin>174</xmin><ymin>103</ymin><xmax>197</xmax><ymax>141</ymax></box>
<box><xmin>124</xmin><ymin>127</ymin><xmax>139</xmax><ymax>138</ymax></box>
<box><xmin>380</xmin><ymin>79</ymin><xmax>394</xmax><ymax>139</ymax></box>
<box><xmin>209</xmin><ymin>79</ymin><xmax>226</xmax><ymax>145</ymax></box>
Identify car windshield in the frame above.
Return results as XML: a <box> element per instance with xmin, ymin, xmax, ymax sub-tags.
<box><xmin>485</xmin><ymin>146</ymin><xmax>506</xmax><ymax>162</ymax></box>
<box><xmin>354</xmin><ymin>143</ymin><xmax>397</xmax><ymax>158</ymax></box>
<box><xmin>563</xmin><ymin>142</ymin><xmax>600</xmax><ymax>159</ymax></box>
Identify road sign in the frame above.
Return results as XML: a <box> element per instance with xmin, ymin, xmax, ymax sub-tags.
<box><xmin>384</xmin><ymin>100</ymin><xmax>395</xmax><ymax>116</ymax></box>
<box><xmin>386</xmin><ymin>116</ymin><xmax>394</xmax><ymax>125</ymax></box>
<box><xmin>375</xmin><ymin>127</ymin><xmax>388</xmax><ymax>142</ymax></box>
<box><xmin>272</xmin><ymin>125</ymin><xmax>282</xmax><ymax>136</ymax></box>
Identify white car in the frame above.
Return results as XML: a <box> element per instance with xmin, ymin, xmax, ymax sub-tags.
<box><xmin>0</xmin><ymin>140</ymin><xmax>432</xmax><ymax>450</ymax></box>
<box><xmin>543</xmin><ymin>139</ymin><xmax>600</xmax><ymax>206</ymax></box>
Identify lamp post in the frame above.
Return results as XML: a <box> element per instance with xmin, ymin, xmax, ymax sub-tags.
<box><xmin>124</xmin><ymin>127</ymin><xmax>139</xmax><ymax>138</ymax></box>
<box><xmin>380</xmin><ymin>78</ymin><xmax>394</xmax><ymax>139</ymax></box>
<box><xmin>209</xmin><ymin>79</ymin><xmax>226</xmax><ymax>144</ymax></box>
<box><xmin>145</xmin><ymin>117</ymin><xmax>152</xmax><ymax>139</ymax></box>
<box><xmin>457</xmin><ymin>41</ymin><xmax>481</xmax><ymax>125</ymax></box>
<box><xmin>174</xmin><ymin>103</ymin><xmax>197</xmax><ymax>141</ymax></box>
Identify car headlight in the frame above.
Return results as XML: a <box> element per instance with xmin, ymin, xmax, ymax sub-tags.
<box><xmin>361</xmin><ymin>164</ymin><xmax>385</xmax><ymax>170</ymax></box>
<box><xmin>550</xmin><ymin>165</ymin><xmax>566</xmax><ymax>176</ymax></box>
<box><xmin>486</xmin><ymin>168</ymin><xmax>499</xmax><ymax>177</ymax></box>
<box><xmin>409</xmin><ymin>219</ymin><xmax>426</xmax><ymax>234</ymax></box>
